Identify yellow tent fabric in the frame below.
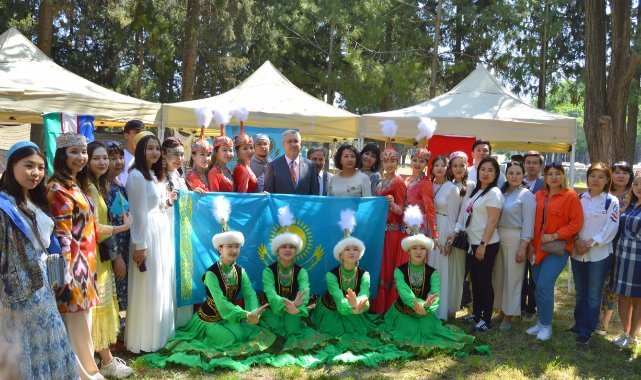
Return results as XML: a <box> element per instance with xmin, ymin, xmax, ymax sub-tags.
<box><xmin>0</xmin><ymin>28</ymin><xmax>161</xmax><ymax>126</ymax></box>
<box><xmin>160</xmin><ymin>61</ymin><xmax>360</xmax><ymax>141</ymax></box>
<box><xmin>362</xmin><ymin>66</ymin><xmax>576</xmax><ymax>153</ymax></box>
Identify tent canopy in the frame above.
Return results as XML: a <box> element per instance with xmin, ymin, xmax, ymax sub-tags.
<box><xmin>0</xmin><ymin>28</ymin><xmax>161</xmax><ymax>127</ymax></box>
<box><xmin>362</xmin><ymin>66</ymin><xmax>576</xmax><ymax>153</ymax></box>
<box><xmin>161</xmin><ymin>61</ymin><xmax>360</xmax><ymax>142</ymax></box>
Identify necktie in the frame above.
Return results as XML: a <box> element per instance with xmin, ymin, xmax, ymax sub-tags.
<box><xmin>289</xmin><ymin>160</ymin><xmax>297</xmax><ymax>185</ymax></box>
<box><xmin>318</xmin><ymin>174</ymin><xmax>322</xmax><ymax>194</ymax></box>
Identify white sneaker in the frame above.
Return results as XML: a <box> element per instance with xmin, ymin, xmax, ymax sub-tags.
<box><xmin>100</xmin><ymin>357</ymin><xmax>133</xmax><ymax>379</ymax></box>
<box><xmin>536</xmin><ymin>325</ymin><xmax>552</xmax><ymax>341</ymax></box>
<box><xmin>526</xmin><ymin>322</ymin><xmax>541</xmax><ymax>335</ymax></box>
<box><xmin>612</xmin><ymin>333</ymin><xmax>628</xmax><ymax>346</ymax></box>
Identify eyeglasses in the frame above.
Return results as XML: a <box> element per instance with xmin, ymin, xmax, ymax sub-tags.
<box><xmin>105</xmin><ymin>141</ymin><xmax>122</xmax><ymax>149</ymax></box>
<box><xmin>545</xmin><ymin>161</ymin><xmax>563</xmax><ymax>169</ymax></box>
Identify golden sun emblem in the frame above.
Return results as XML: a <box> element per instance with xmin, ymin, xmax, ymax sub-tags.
<box><xmin>257</xmin><ymin>220</ymin><xmax>324</xmax><ymax>270</ymax></box>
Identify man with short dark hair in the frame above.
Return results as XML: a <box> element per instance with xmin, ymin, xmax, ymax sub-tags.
<box><xmin>117</xmin><ymin>119</ymin><xmax>145</xmax><ymax>185</ymax></box>
<box><xmin>468</xmin><ymin>139</ymin><xmax>504</xmax><ymax>187</ymax></box>
<box><xmin>250</xmin><ymin>134</ymin><xmax>271</xmax><ymax>192</ymax></box>
<box><xmin>523</xmin><ymin>150</ymin><xmax>544</xmax><ymax>193</ymax></box>
<box><xmin>264</xmin><ymin>130</ymin><xmax>319</xmax><ymax>195</ymax></box>
<box><xmin>307</xmin><ymin>146</ymin><xmax>332</xmax><ymax>196</ymax></box>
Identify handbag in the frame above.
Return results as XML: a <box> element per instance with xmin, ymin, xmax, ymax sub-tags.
<box><xmin>452</xmin><ymin>190</ymin><xmax>487</xmax><ymax>253</ymax></box>
<box><xmin>99</xmin><ymin>236</ymin><xmax>117</xmax><ymax>262</ymax></box>
<box><xmin>538</xmin><ymin>196</ymin><xmax>566</xmax><ymax>256</ymax></box>
<box><xmin>30</xmin><ymin>226</ymin><xmax>66</xmax><ymax>289</ymax></box>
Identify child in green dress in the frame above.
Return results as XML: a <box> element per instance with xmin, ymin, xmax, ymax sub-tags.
<box><xmin>141</xmin><ymin>196</ymin><xmax>274</xmax><ymax>372</ymax></box>
<box><xmin>381</xmin><ymin>205</ymin><xmax>475</xmax><ymax>354</ymax></box>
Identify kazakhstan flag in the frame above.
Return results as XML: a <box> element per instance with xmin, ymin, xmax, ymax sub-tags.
<box><xmin>175</xmin><ymin>191</ymin><xmax>388</xmax><ymax>307</ymax></box>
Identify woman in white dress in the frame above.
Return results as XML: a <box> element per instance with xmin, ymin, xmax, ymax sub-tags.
<box><xmin>445</xmin><ymin>151</ymin><xmax>475</xmax><ymax>314</ymax></box>
<box><xmin>125</xmin><ymin>134</ymin><xmax>177</xmax><ymax>353</ymax></box>
<box><xmin>429</xmin><ymin>155</ymin><xmax>461</xmax><ymax>320</ymax></box>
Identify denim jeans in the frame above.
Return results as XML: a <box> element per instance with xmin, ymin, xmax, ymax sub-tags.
<box><xmin>532</xmin><ymin>251</ymin><xmax>569</xmax><ymax>326</ymax></box>
<box><xmin>571</xmin><ymin>255</ymin><xmax>612</xmax><ymax>338</ymax></box>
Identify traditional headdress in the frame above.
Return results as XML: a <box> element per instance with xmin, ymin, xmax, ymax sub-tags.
<box><xmin>7</xmin><ymin>141</ymin><xmax>39</xmax><ymax>160</ymax></box>
<box><xmin>379</xmin><ymin>120</ymin><xmax>399</xmax><ymax>161</ymax></box>
<box><xmin>132</xmin><ymin>131</ymin><xmax>154</xmax><ymax>148</ymax></box>
<box><xmin>231</xmin><ymin>107</ymin><xmax>253</xmax><ymax>147</ymax></box>
<box><xmin>212</xmin><ymin>109</ymin><xmax>234</xmax><ymax>148</ymax></box>
<box><xmin>449</xmin><ymin>151</ymin><xmax>468</xmax><ymax>162</ymax></box>
<box><xmin>401</xmin><ymin>205</ymin><xmax>434</xmax><ymax>251</ymax></box>
<box><xmin>56</xmin><ymin>133</ymin><xmax>87</xmax><ymax>149</ymax></box>
<box><xmin>409</xmin><ymin>117</ymin><xmax>436</xmax><ymax>161</ymax></box>
<box><xmin>270</xmin><ymin>205</ymin><xmax>303</xmax><ymax>255</ymax></box>
<box><xmin>193</xmin><ymin>107</ymin><xmax>214</xmax><ymax>154</ymax></box>
<box><xmin>253</xmin><ymin>133</ymin><xmax>269</xmax><ymax>144</ymax></box>
<box><xmin>211</xmin><ymin>196</ymin><xmax>245</xmax><ymax>249</ymax></box>
<box><xmin>333</xmin><ymin>209</ymin><xmax>365</xmax><ymax>261</ymax></box>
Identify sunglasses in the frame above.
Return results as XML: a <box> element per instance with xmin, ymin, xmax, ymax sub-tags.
<box><xmin>545</xmin><ymin>161</ymin><xmax>563</xmax><ymax>169</ymax></box>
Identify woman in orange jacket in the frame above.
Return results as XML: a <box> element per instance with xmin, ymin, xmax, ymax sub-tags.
<box><xmin>526</xmin><ymin>162</ymin><xmax>583</xmax><ymax>341</ymax></box>
<box><xmin>527</xmin><ymin>162</ymin><xmax>583</xmax><ymax>340</ymax></box>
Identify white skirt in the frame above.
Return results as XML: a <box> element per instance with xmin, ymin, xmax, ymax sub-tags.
<box><xmin>428</xmin><ymin>214</ymin><xmax>452</xmax><ymax>320</ymax></box>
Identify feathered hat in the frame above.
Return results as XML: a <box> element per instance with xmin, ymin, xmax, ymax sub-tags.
<box><xmin>211</xmin><ymin>196</ymin><xmax>245</xmax><ymax>249</ymax></box>
<box><xmin>212</xmin><ymin>108</ymin><xmax>234</xmax><ymax>148</ymax></box>
<box><xmin>401</xmin><ymin>205</ymin><xmax>434</xmax><ymax>251</ymax></box>
<box><xmin>409</xmin><ymin>117</ymin><xmax>436</xmax><ymax>161</ymax></box>
<box><xmin>231</xmin><ymin>107</ymin><xmax>253</xmax><ymax>147</ymax></box>
<box><xmin>333</xmin><ymin>209</ymin><xmax>365</xmax><ymax>261</ymax></box>
<box><xmin>193</xmin><ymin>107</ymin><xmax>214</xmax><ymax>154</ymax></box>
<box><xmin>379</xmin><ymin>120</ymin><xmax>399</xmax><ymax>161</ymax></box>
<box><xmin>270</xmin><ymin>205</ymin><xmax>303</xmax><ymax>255</ymax></box>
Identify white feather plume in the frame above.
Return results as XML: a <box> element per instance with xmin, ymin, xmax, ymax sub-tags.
<box><xmin>338</xmin><ymin>209</ymin><xmax>357</xmax><ymax>234</ymax></box>
<box><xmin>195</xmin><ymin>107</ymin><xmax>213</xmax><ymax>128</ymax></box>
<box><xmin>230</xmin><ymin>107</ymin><xmax>249</xmax><ymax>123</ymax></box>
<box><xmin>277</xmin><ymin>206</ymin><xmax>295</xmax><ymax>228</ymax></box>
<box><xmin>416</xmin><ymin>117</ymin><xmax>437</xmax><ymax>141</ymax></box>
<box><xmin>213</xmin><ymin>196</ymin><xmax>231</xmax><ymax>225</ymax></box>
<box><xmin>379</xmin><ymin>120</ymin><xmax>398</xmax><ymax>139</ymax></box>
<box><xmin>403</xmin><ymin>205</ymin><xmax>423</xmax><ymax>230</ymax></box>
<box><xmin>212</xmin><ymin>108</ymin><xmax>231</xmax><ymax>126</ymax></box>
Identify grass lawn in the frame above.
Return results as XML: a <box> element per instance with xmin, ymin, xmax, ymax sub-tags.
<box><xmin>122</xmin><ymin>265</ymin><xmax>639</xmax><ymax>379</ymax></box>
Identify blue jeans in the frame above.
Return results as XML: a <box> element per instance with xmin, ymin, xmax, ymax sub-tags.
<box><xmin>571</xmin><ymin>255</ymin><xmax>612</xmax><ymax>338</ymax></box>
<box><xmin>532</xmin><ymin>251</ymin><xmax>569</xmax><ymax>326</ymax></box>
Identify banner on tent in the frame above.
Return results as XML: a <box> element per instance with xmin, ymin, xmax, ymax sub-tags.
<box><xmin>174</xmin><ymin>191</ymin><xmax>387</xmax><ymax>307</ymax></box>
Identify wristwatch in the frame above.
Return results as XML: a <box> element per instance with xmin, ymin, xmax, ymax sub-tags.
<box><xmin>479</xmin><ymin>240</ymin><xmax>486</xmax><ymax>246</ymax></box>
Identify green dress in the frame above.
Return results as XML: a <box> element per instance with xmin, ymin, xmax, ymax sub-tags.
<box><xmin>380</xmin><ymin>262</ymin><xmax>475</xmax><ymax>355</ymax></box>
<box><xmin>310</xmin><ymin>265</ymin><xmax>412</xmax><ymax>366</ymax></box>
<box><xmin>260</xmin><ymin>262</ymin><xmax>328</xmax><ymax>352</ymax></box>
<box><xmin>140</xmin><ymin>262</ymin><xmax>276</xmax><ymax>372</ymax></box>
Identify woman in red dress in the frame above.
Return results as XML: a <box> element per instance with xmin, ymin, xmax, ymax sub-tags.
<box><xmin>232</xmin><ymin>123</ymin><xmax>258</xmax><ymax>193</ymax></box>
<box><xmin>185</xmin><ymin>137</ymin><xmax>212</xmax><ymax>192</ymax></box>
<box><xmin>405</xmin><ymin>146</ymin><xmax>438</xmax><ymax>241</ymax></box>
<box><xmin>370</xmin><ymin>143</ymin><xmax>407</xmax><ymax>314</ymax></box>
<box><xmin>207</xmin><ymin>131</ymin><xmax>235</xmax><ymax>192</ymax></box>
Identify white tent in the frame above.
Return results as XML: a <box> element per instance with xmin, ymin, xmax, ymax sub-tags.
<box><xmin>160</xmin><ymin>61</ymin><xmax>360</xmax><ymax>141</ymax></box>
<box><xmin>362</xmin><ymin>66</ymin><xmax>576</xmax><ymax>153</ymax></box>
<box><xmin>0</xmin><ymin>27</ymin><xmax>161</xmax><ymax>127</ymax></box>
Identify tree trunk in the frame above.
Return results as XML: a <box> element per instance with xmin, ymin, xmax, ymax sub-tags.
<box><xmin>583</xmin><ymin>0</ymin><xmax>611</xmax><ymax>163</ymax></box>
<box><xmin>37</xmin><ymin>0</ymin><xmax>54</xmax><ymax>57</ymax></box>
<box><xmin>326</xmin><ymin>20</ymin><xmax>335</xmax><ymax>105</ymax></box>
<box><xmin>608</xmin><ymin>1</ymin><xmax>641</xmax><ymax>162</ymax></box>
<box><xmin>136</xmin><ymin>27</ymin><xmax>144</xmax><ymax>99</ymax></box>
<box><xmin>430</xmin><ymin>0</ymin><xmax>442</xmax><ymax>99</ymax></box>
<box><xmin>181</xmin><ymin>0</ymin><xmax>200</xmax><ymax>101</ymax></box>
<box><xmin>536</xmin><ymin>0</ymin><xmax>550</xmax><ymax>109</ymax></box>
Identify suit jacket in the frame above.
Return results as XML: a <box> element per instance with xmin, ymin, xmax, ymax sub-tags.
<box><xmin>264</xmin><ymin>155</ymin><xmax>320</xmax><ymax>195</ymax></box>
<box><xmin>320</xmin><ymin>171</ymin><xmax>333</xmax><ymax>196</ymax></box>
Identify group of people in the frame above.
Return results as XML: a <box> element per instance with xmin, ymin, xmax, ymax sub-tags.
<box><xmin>1</xmin><ymin>116</ymin><xmax>640</xmax><ymax>379</ymax></box>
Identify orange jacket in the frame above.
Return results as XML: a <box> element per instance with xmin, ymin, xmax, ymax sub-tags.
<box><xmin>532</xmin><ymin>189</ymin><xmax>583</xmax><ymax>264</ymax></box>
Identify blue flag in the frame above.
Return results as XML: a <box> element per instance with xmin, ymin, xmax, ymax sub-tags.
<box><xmin>174</xmin><ymin>192</ymin><xmax>387</xmax><ymax>307</ymax></box>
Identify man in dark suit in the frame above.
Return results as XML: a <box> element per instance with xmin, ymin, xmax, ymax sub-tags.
<box><xmin>264</xmin><ymin>130</ymin><xmax>319</xmax><ymax>195</ymax></box>
<box><xmin>307</xmin><ymin>146</ymin><xmax>332</xmax><ymax>196</ymax></box>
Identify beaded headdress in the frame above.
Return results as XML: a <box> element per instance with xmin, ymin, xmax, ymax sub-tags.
<box><xmin>56</xmin><ymin>133</ymin><xmax>87</xmax><ymax>149</ymax></box>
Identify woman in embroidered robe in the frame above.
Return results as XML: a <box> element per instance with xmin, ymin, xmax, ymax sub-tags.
<box><xmin>208</xmin><ymin>134</ymin><xmax>235</xmax><ymax>192</ymax></box>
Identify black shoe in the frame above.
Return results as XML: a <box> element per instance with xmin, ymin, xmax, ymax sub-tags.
<box><xmin>567</xmin><ymin>326</ymin><xmax>579</xmax><ymax>334</ymax></box>
<box><xmin>575</xmin><ymin>335</ymin><xmax>591</xmax><ymax>345</ymax></box>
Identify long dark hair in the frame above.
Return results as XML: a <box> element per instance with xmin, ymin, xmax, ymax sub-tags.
<box><xmin>469</xmin><ymin>157</ymin><xmax>500</xmax><ymax>198</ymax></box>
<box><xmin>78</xmin><ymin>141</ymin><xmax>110</xmax><ymax>199</ymax></box>
<box><xmin>360</xmin><ymin>143</ymin><xmax>381</xmax><ymax>172</ymax></box>
<box><xmin>446</xmin><ymin>156</ymin><xmax>469</xmax><ymax>197</ymax></box>
<box><xmin>162</xmin><ymin>137</ymin><xmax>184</xmax><ymax>176</ymax></box>
<box><xmin>0</xmin><ymin>146</ymin><xmax>49</xmax><ymax>213</ymax></box>
<box><xmin>50</xmin><ymin>147</ymin><xmax>79</xmax><ymax>188</ymax></box>
<box><xmin>130</xmin><ymin>134</ymin><xmax>165</xmax><ymax>181</ymax></box>
<box><xmin>430</xmin><ymin>155</ymin><xmax>448</xmax><ymax>182</ymax></box>
<box><xmin>611</xmin><ymin>161</ymin><xmax>634</xmax><ymax>192</ymax></box>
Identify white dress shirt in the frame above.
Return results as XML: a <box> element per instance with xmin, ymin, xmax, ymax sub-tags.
<box><xmin>574</xmin><ymin>191</ymin><xmax>620</xmax><ymax>262</ymax></box>
<box><xmin>318</xmin><ymin>170</ymin><xmax>325</xmax><ymax>195</ymax></box>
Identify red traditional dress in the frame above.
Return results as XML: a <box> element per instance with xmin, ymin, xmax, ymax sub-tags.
<box><xmin>405</xmin><ymin>174</ymin><xmax>438</xmax><ymax>239</ymax></box>
<box><xmin>370</xmin><ymin>175</ymin><xmax>407</xmax><ymax>314</ymax></box>
<box><xmin>186</xmin><ymin>169</ymin><xmax>209</xmax><ymax>192</ymax></box>
<box><xmin>233</xmin><ymin>163</ymin><xmax>258</xmax><ymax>193</ymax></box>
<box><xmin>207</xmin><ymin>164</ymin><xmax>234</xmax><ymax>192</ymax></box>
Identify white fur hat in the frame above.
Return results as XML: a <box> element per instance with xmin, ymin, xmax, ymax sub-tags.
<box><xmin>333</xmin><ymin>209</ymin><xmax>365</xmax><ymax>261</ymax></box>
<box><xmin>333</xmin><ymin>236</ymin><xmax>365</xmax><ymax>261</ymax></box>
<box><xmin>270</xmin><ymin>206</ymin><xmax>303</xmax><ymax>255</ymax></box>
<box><xmin>211</xmin><ymin>196</ymin><xmax>245</xmax><ymax>251</ymax></box>
<box><xmin>401</xmin><ymin>205</ymin><xmax>434</xmax><ymax>251</ymax></box>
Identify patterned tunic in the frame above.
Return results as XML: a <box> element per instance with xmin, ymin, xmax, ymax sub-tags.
<box><xmin>405</xmin><ymin>175</ymin><xmax>438</xmax><ymax>238</ymax></box>
<box><xmin>47</xmin><ymin>179</ymin><xmax>99</xmax><ymax>313</ymax></box>
<box><xmin>186</xmin><ymin>169</ymin><xmax>208</xmax><ymax>192</ymax></box>
<box><xmin>106</xmin><ymin>180</ymin><xmax>130</xmax><ymax>311</ymax></box>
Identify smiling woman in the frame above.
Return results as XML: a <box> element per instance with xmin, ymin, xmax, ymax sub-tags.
<box><xmin>327</xmin><ymin>144</ymin><xmax>372</xmax><ymax>197</ymax></box>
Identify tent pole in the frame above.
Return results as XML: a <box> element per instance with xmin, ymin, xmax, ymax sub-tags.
<box><xmin>567</xmin><ymin>143</ymin><xmax>576</xmax><ymax>292</ymax></box>
<box><xmin>357</xmin><ymin>117</ymin><xmax>364</xmax><ymax>150</ymax></box>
